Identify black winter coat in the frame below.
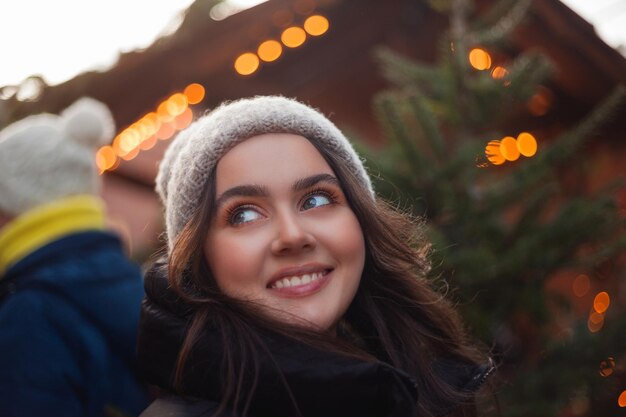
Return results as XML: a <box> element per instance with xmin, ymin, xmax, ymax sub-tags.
<box><xmin>137</xmin><ymin>264</ymin><xmax>494</xmax><ymax>417</ymax></box>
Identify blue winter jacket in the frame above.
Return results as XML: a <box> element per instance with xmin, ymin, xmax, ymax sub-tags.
<box><xmin>0</xmin><ymin>197</ymin><xmax>149</xmax><ymax>417</ymax></box>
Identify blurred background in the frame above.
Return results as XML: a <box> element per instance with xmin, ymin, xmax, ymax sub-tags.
<box><xmin>1</xmin><ymin>0</ymin><xmax>625</xmax><ymax>415</ymax></box>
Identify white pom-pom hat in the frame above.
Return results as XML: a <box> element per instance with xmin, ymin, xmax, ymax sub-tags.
<box><xmin>0</xmin><ymin>97</ymin><xmax>115</xmax><ymax>216</ymax></box>
<box><xmin>157</xmin><ymin>96</ymin><xmax>374</xmax><ymax>252</ymax></box>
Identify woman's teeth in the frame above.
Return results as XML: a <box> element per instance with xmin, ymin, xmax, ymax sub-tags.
<box><xmin>271</xmin><ymin>272</ymin><xmax>324</xmax><ymax>289</ymax></box>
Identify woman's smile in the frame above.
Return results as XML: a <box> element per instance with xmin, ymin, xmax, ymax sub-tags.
<box><xmin>267</xmin><ymin>263</ymin><xmax>333</xmax><ymax>296</ymax></box>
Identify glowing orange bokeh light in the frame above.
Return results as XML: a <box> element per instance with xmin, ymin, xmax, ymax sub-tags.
<box><xmin>593</xmin><ymin>291</ymin><xmax>610</xmax><ymax>314</ymax></box>
<box><xmin>141</xmin><ymin>112</ymin><xmax>161</xmax><ymax>136</ymax></box>
<box><xmin>485</xmin><ymin>140</ymin><xmax>505</xmax><ymax>165</ymax></box>
<box><xmin>469</xmin><ymin>48</ymin><xmax>492</xmax><ymax>70</ymax></box>
<box><xmin>258</xmin><ymin>40</ymin><xmax>283</xmax><ymax>62</ymax></box>
<box><xmin>234</xmin><ymin>52</ymin><xmax>260</xmax><ymax>75</ymax></box>
<box><xmin>500</xmin><ymin>136</ymin><xmax>520</xmax><ymax>161</ymax></box>
<box><xmin>156</xmin><ymin>121</ymin><xmax>176</xmax><ymax>141</ymax></box>
<box><xmin>174</xmin><ymin>107</ymin><xmax>193</xmax><ymax>131</ymax></box>
<box><xmin>517</xmin><ymin>132</ymin><xmax>537</xmax><ymax>157</ymax></box>
<box><xmin>139</xmin><ymin>136</ymin><xmax>157</xmax><ymax>151</ymax></box>
<box><xmin>304</xmin><ymin>15</ymin><xmax>329</xmax><ymax>36</ymax></box>
<box><xmin>619</xmin><ymin>391</ymin><xmax>626</xmax><ymax>407</ymax></box>
<box><xmin>184</xmin><ymin>83</ymin><xmax>205</xmax><ymax>105</ymax></box>
<box><xmin>281</xmin><ymin>26</ymin><xmax>306</xmax><ymax>48</ymax></box>
<box><xmin>166</xmin><ymin>93</ymin><xmax>188</xmax><ymax>117</ymax></box>
<box><xmin>96</xmin><ymin>146</ymin><xmax>116</xmax><ymax>173</ymax></box>
<box><xmin>491</xmin><ymin>66</ymin><xmax>508</xmax><ymax>79</ymax></box>
<box><xmin>118</xmin><ymin>129</ymin><xmax>140</xmax><ymax>154</ymax></box>
<box><xmin>572</xmin><ymin>274</ymin><xmax>590</xmax><ymax>297</ymax></box>
<box><xmin>157</xmin><ymin>100</ymin><xmax>175</xmax><ymax>122</ymax></box>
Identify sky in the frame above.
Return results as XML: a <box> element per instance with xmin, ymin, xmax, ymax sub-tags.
<box><xmin>0</xmin><ymin>0</ymin><xmax>624</xmax><ymax>89</ymax></box>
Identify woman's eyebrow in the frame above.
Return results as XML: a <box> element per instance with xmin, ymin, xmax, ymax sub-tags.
<box><xmin>215</xmin><ymin>174</ymin><xmax>339</xmax><ymax>207</ymax></box>
<box><xmin>293</xmin><ymin>173</ymin><xmax>339</xmax><ymax>192</ymax></box>
<box><xmin>215</xmin><ymin>184</ymin><xmax>268</xmax><ymax>207</ymax></box>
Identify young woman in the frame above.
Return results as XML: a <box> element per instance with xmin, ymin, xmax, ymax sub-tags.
<box><xmin>137</xmin><ymin>96</ymin><xmax>494</xmax><ymax>417</ymax></box>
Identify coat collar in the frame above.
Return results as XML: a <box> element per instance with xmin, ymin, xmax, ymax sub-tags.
<box><xmin>138</xmin><ymin>263</ymin><xmax>494</xmax><ymax>417</ymax></box>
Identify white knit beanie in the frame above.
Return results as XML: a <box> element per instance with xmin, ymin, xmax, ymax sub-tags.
<box><xmin>157</xmin><ymin>95</ymin><xmax>373</xmax><ymax>252</ymax></box>
<box><xmin>0</xmin><ymin>97</ymin><xmax>115</xmax><ymax>216</ymax></box>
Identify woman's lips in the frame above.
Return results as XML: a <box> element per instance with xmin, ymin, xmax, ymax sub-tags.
<box><xmin>267</xmin><ymin>267</ymin><xmax>332</xmax><ymax>297</ymax></box>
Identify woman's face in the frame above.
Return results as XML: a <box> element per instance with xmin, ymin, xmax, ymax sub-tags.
<box><xmin>204</xmin><ymin>133</ymin><xmax>366</xmax><ymax>331</ymax></box>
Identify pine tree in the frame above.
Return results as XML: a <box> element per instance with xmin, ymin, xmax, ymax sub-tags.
<box><xmin>358</xmin><ymin>0</ymin><xmax>626</xmax><ymax>415</ymax></box>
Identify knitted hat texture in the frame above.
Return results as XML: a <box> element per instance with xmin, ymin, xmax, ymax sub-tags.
<box><xmin>157</xmin><ymin>95</ymin><xmax>373</xmax><ymax>251</ymax></box>
<box><xmin>0</xmin><ymin>97</ymin><xmax>114</xmax><ymax>216</ymax></box>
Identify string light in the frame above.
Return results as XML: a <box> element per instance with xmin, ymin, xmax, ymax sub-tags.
<box><xmin>184</xmin><ymin>83</ymin><xmax>205</xmax><ymax>105</ymax></box>
<box><xmin>281</xmin><ymin>26</ymin><xmax>307</xmax><ymax>48</ymax></box>
<box><xmin>258</xmin><ymin>40</ymin><xmax>283</xmax><ymax>62</ymax></box>
<box><xmin>96</xmin><ymin>83</ymin><xmax>205</xmax><ymax>173</ymax></box>
<box><xmin>517</xmin><ymin>132</ymin><xmax>537</xmax><ymax>157</ymax></box>
<box><xmin>484</xmin><ymin>132</ymin><xmax>539</xmax><ymax>166</ymax></box>
<box><xmin>469</xmin><ymin>48</ymin><xmax>492</xmax><ymax>70</ymax></box>
<box><xmin>500</xmin><ymin>136</ymin><xmax>520</xmax><ymax>161</ymax></box>
<box><xmin>232</xmin><ymin>14</ymin><xmax>331</xmax><ymax>75</ymax></box>
<box><xmin>491</xmin><ymin>66</ymin><xmax>508</xmax><ymax>79</ymax></box>
<box><xmin>234</xmin><ymin>52</ymin><xmax>260</xmax><ymax>75</ymax></box>
<box><xmin>593</xmin><ymin>292</ymin><xmax>610</xmax><ymax>314</ymax></box>
<box><xmin>485</xmin><ymin>140</ymin><xmax>505</xmax><ymax>165</ymax></box>
<box><xmin>304</xmin><ymin>15</ymin><xmax>329</xmax><ymax>36</ymax></box>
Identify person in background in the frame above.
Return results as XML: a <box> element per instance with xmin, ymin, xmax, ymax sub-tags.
<box><xmin>0</xmin><ymin>98</ymin><xmax>149</xmax><ymax>417</ymax></box>
<box><xmin>137</xmin><ymin>96</ymin><xmax>494</xmax><ymax>417</ymax></box>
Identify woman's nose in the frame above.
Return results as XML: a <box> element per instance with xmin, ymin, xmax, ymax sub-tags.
<box><xmin>270</xmin><ymin>211</ymin><xmax>316</xmax><ymax>255</ymax></box>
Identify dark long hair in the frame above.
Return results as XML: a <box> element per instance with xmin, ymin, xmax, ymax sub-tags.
<box><xmin>166</xmin><ymin>135</ymin><xmax>488</xmax><ymax>417</ymax></box>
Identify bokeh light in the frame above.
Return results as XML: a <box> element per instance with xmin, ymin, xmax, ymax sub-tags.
<box><xmin>157</xmin><ymin>100</ymin><xmax>175</xmax><ymax>122</ymax></box>
<box><xmin>281</xmin><ymin>26</ymin><xmax>306</xmax><ymax>48</ymax></box>
<box><xmin>184</xmin><ymin>83</ymin><xmax>205</xmax><ymax>105</ymax></box>
<box><xmin>139</xmin><ymin>135</ymin><xmax>157</xmax><ymax>151</ymax></box>
<box><xmin>234</xmin><ymin>52</ymin><xmax>260</xmax><ymax>75</ymax></box>
<box><xmin>166</xmin><ymin>93</ymin><xmax>188</xmax><ymax>117</ymax></box>
<box><xmin>528</xmin><ymin>86</ymin><xmax>553</xmax><ymax>116</ymax></box>
<box><xmin>469</xmin><ymin>48</ymin><xmax>492</xmax><ymax>70</ymax></box>
<box><xmin>174</xmin><ymin>107</ymin><xmax>193</xmax><ymax>131</ymax></box>
<box><xmin>599</xmin><ymin>357</ymin><xmax>615</xmax><ymax>377</ymax></box>
<box><xmin>587</xmin><ymin>312</ymin><xmax>604</xmax><ymax>332</ymax></box>
<box><xmin>141</xmin><ymin>112</ymin><xmax>161</xmax><ymax>136</ymax></box>
<box><xmin>500</xmin><ymin>136</ymin><xmax>520</xmax><ymax>161</ymax></box>
<box><xmin>572</xmin><ymin>274</ymin><xmax>590</xmax><ymax>297</ymax></box>
<box><xmin>120</xmin><ymin>147</ymin><xmax>140</xmax><ymax>161</ymax></box>
<box><xmin>118</xmin><ymin>129</ymin><xmax>140</xmax><ymax>154</ymax></box>
<box><xmin>619</xmin><ymin>391</ymin><xmax>626</xmax><ymax>407</ymax></box>
<box><xmin>96</xmin><ymin>146</ymin><xmax>116</xmax><ymax>172</ymax></box>
<box><xmin>304</xmin><ymin>15</ymin><xmax>329</xmax><ymax>36</ymax></box>
<box><xmin>485</xmin><ymin>140</ymin><xmax>505</xmax><ymax>165</ymax></box>
<box><xmin>491</xmin><ymin>66</ymin><xmax>508</xmax><ymax>79</ymax></box>
<box><xmin>156</xmin><ymin>121</ymin><xmax>176</xmax><ymax>141</ymax></box>
<box><xmin>593</xmin><ymin>291</ymin><xmax>610</xmax><ymax>314</ymax></box>
<box><xmin>517</xmin><ymin>132</ymin><xmax>538</xmax><ymax>157</ymax></box>
<box><xmin>258</xmin><ymin>40</ymin><xmax>283</xmax><ymax>62</ymax></box>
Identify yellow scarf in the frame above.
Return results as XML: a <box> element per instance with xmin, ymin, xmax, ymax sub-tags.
<box><xmin>0</xmin><ymin>195</ymin><xmax>105</xmax><ymax>277</ymax></box>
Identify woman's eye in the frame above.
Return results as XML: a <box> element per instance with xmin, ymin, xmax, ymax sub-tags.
<box><xmin>229</xmin><ymin>208</ymin><xmax>262</xmax><ymax>225</ymax></box>
<box><xmin>301</xmin><ymin>194</ymin><xmax>332</xmax><ymax>211</ymax></box>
